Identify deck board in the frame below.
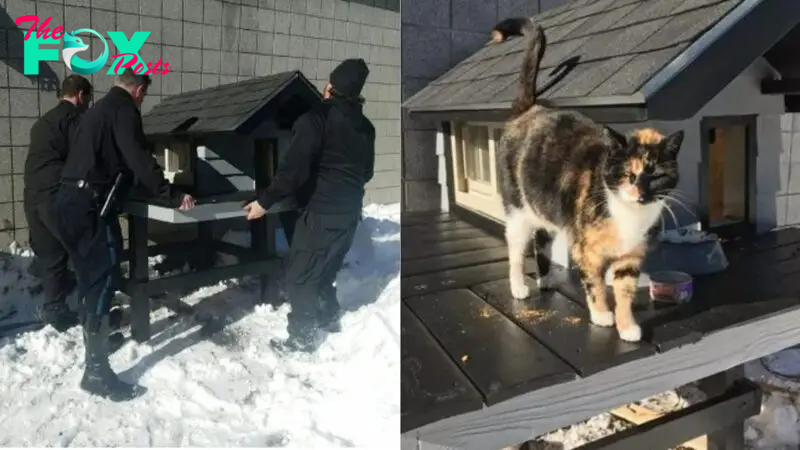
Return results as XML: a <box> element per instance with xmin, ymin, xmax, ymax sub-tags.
<box><xmin>548</xmin><ymin>267</ymin><xmax>699</xmax><ymax>350</ymax></box>
<box><xmin>403</xmin><ymin>236</ymin><xmax>505</xmax><ymax>260</ymax></box>
<box><xmin>647</xmin><ymin>250</ymin><xmax>800</xmax><ymax>350</ymax></box>
<box><xmin>471</xmin><ymin>278</ymin><xmax>657</xmax><ymax>376</ymax></box>
<box><xmin>723</xmin><ymin>227</ymin><xmax>800</xmax><ymax>253</ymax></box>
<box><xmin>401</xmin><ymin>304</ymin><xmax>483</xmax><ymax>433</ymax></box>
<box><xmin>402</xmin><ymin>220</ymin><xmax>476</xmax><ymax>234</ymax></box>
<box><xmin>400</xmin><ymin>212</ymin><xmax>800</xmax><ymax>435</ymax></box>
<box><xmin>405</xmin><ymin>288</ymin><xmax>578</xmax><ymax>405</ymax></box>
<box><xmin>402</xmin><ymin>259</ymin><xmax>538</xmax><ymax>298</ymax></box>
<box><xmin>402</xmin><ymin>247</ymin><xmax>509</xmax><ymax>277</ymax></box>
<box><xmin>643</xmin><ymin>230</ymin><xmax>800</xmax><ymax>350</ymax></box>
<box><xmin>403</xmin><ymin>227</ymin><xmax>490</xmax><ymax>244</ymax></box>
<box><xmin>402</xmin><ymin>212</ymin><xmax>457</xmax><ymax>226</ymax></box>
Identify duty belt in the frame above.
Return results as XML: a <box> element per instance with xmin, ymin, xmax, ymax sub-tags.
<box><xmin>63</xmin><ymin>179</ymin><xmax>101</xmax><ymax>199</ymax></box>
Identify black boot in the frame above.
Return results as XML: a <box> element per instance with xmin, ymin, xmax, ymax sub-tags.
<box><xmin>270</xmin><ymin>333</ymin><xmax>321</xmax><ymax>353</ymax></box>
<box><xmin>318</xmin><ymin>304</ymin><xmax>342</xmax><ymax>334</ymax></box>
<box><xmin>80</xmin><ymin>314</ymin><xmax>146</xmax><ymax>402</ymax></box>
<box><xmin>37</xmin><ymin>302</ymin><xmax>80</xmax><ymax>332</ymax></box>
<box><xmin>108</xmin><ymin>307</ymin><xmax>123</xmax><ymax>330</ymax></box>
<box><xmin>270</xmin><ymin>319</ymin><xmax>323</xmax><ymax>353</ymax></box>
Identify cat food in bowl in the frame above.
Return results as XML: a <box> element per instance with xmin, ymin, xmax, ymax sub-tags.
<box><xmin>649</xmin><ymin>271</ymin><xmax>693</xmax><ymax>304</ymax></box>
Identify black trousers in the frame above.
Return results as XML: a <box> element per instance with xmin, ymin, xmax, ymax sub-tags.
<box><xmin>51</xmin><ymin>185</ymin><xmax>122</xmax><ymax>325</ymax></box>
<box><xmin>24</xmin><ymin>193</ymin><xmax>76</xmax><ymax>309</ymax></box>
<box><xmin>279</xmin><ymin>210</ymin><xmax>299</xmax><ymax>247</ymax></box>
<box><xmin>284</xmin><ymin>209</ymin><xmax>359</xmax><ymax>335</ymax></box>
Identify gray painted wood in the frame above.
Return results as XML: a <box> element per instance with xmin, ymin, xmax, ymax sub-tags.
<box><xmin>401</xmin><ymin>433</ymin><xmax>419</xmax><ymax>450</ymax></box>
<box><xmin>124</xmin><ymin>198</ymin><xmax>297</xmax><ymax>224</ymax></box>
<box><xmin>407</xmin><ymin>305</ymin><xmax>800</xmax><ymax>450</ymax></box>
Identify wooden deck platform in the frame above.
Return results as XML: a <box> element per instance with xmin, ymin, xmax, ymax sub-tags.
<box><xmin>401</xmin><ymin>211</ymin><xmax>800</xmax><ymax>449</ymax></box>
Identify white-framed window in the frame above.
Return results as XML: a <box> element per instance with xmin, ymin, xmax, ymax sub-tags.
<box><xmin>450</xmin><ymin>121</ymin><xmax>506</xmax><ymax>221</ymax></box>
<box><xmin>156</xmin><ymin>140</ymin><xmax>193</xmax><ymax>184</ymax></box>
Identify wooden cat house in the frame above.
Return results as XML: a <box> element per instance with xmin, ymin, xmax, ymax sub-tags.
<box><xmin>403</xmin><ymin>0</ymin><xmax>800</xmax><ymax>268</ymax></box>
<box><xmin>134</xmin><ymin>70</ymin><xmax>322</xmax><ymax>250</ymax></box>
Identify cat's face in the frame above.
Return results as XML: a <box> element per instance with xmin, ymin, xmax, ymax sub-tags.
<box><xmin>603</xmin><ymin>128</ymin><xmax>684</xmax><ymax>205</ymax></box>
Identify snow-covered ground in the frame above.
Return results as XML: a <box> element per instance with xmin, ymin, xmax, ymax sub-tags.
<box><xmin>0</xmin><ymin>204</ymin><xmax>400</xmax><ymax>448</ymax></box>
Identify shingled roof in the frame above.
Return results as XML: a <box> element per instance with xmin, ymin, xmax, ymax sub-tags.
<box><xmin>143</xmin><ymin>70</ymin><xmax>321</xmax><ymax>137</ymax></box>
<box><xmin>404</xmin><ymin>0</ymin><xmax>800</xmax><ymax>123</ymax></box>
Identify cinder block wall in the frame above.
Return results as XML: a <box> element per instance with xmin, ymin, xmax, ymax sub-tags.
<box><xmin>401</xmin><ymin>0</ymin><xmax>541</xmax><ymax>212</ymax></box>
<box><xmin>0</xmin><ymin>0</ymin><xmax>400</xmax><ymax>249</ymax></box>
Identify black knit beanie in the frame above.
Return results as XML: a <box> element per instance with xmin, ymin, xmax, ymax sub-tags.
<box><xmin>329</xmin><ymin>58</ymin><xmax>369</xmax><ymax>99</ymax></box>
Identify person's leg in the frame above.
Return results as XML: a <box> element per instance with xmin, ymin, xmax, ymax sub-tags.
<box><xmin>316</xmin><ymin>216</ymin><xmax>359</xmax><ymax>332</ymax></box>
<box><xmin>26</xmin><ymin>197</ymin><xmax>78</xmax><ymax>331</ymax></box>
<box><xmin>279</xmin><ymin>210</ymin><xmax>300</xmax><ymax>247</ymax></box>
<box><xmin>282</xmin><ymin>211</ymin><xmax>326</xmax><ymax>345</ymax></box>
<box><xmin>277</xmin><ymin>211</ymin><xmax>360</xmax><ymax>351</ymax></box>
<box><xmin>52</xmin><ymin>187</ymin><xmax>145</xmax><ymax>401</ymax></box>
<box><xmin>80</xmin><ymin>217</ymin><xmax>145</xmax><ymax>401</ymax></box>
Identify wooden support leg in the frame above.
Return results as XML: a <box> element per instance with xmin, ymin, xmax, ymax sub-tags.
<box><xmin>129</xmin><ymin>216</ymin><xmax>151</xmax><ymax>343</ymax></box>
<box><xmin>196</xmin><ymin>221</ymin><xmax>215</xmax><ymax>270</ymax></box>
<box><xmin>250</xmin><ymin>215</ymin><xmax>278</xmax><ymax>306</ymax></box>
<box><xmin>699</xmin><ymin>366</ymin><xmax>746</xmax><ymax>450</ymax></box>
<box><xmin>582</xmin><ymin>377</ymin><xmax>760</xmax><ymax>450</ymax></box>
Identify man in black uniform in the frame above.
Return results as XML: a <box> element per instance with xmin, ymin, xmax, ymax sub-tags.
<box><xmin>53</xmin><ymin>68</ymin><xmax>196</xmax><ymax>401</ymax></box>
<box><xmin>24</xmin><ymin>75</ymin><xmax>93</xmax><ymax>331</ymax></box>
<box><xmin>244</xmin><ymin>58</ymin><xmax>375</xmax><ymax>353</ymax></box>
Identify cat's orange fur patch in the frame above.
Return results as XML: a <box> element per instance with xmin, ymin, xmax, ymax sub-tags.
<box><xmin>574</xmin><ymin>170</ymin><xmax>592</xmax><ymax>211</ymax></box>
<box><xmin>633</xmin><ymin>128</ymin><xmax>664</xmax><ymax>145</ymax></box>
<box><xmin>627</xmin><ymin>158</ymin><xmax>644</xmax><ymax>174</ymax></box>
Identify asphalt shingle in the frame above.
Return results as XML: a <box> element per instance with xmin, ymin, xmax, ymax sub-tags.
<box><xmin>405</xmin><ymin>0</ymin><xmax>743</xmax><ymax>111</ymax></box>
<box><xmin>142</xmin><ymin>70</ymin><xmax>319</xmax><ymax>136</ymax></box>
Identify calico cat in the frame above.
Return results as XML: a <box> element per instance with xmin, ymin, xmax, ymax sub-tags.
<box><xmin>493</xmin><ymin>18</ymin><xmax>685</xmax><ymax>342</ymax></box>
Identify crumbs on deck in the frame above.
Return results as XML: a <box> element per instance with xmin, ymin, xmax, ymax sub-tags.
<box><xmin>512</xmin><ymin>308</ymin><xmax>583</xmax><ymax>326</ymax></box>
<box><xmin>476</xmin><ymin>305</ymin><xmax>582</xmax><ymax>326</ymax></box>
<box><xmin>513</xmin><ymin>308</ymin><xmax>555</xmax><ymax>323</ymax></box>
<box><xmin>563</xmin><ymin>316</ymin><xmax>582</xmax><ymax>325</ymax></box>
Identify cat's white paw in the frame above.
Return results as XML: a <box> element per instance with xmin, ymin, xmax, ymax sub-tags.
<box><xmin>510</xmin><ymin>280</ymin><xmax>531</xmax><ymax>299</ymax></box>
<box><xmin>589</xmin><ymin>309</ymin><xmax>615</xmax><ymax>327</ymax></box>
<box><xmin>618</xmin><ymin>324</ymin><xmax>642</xmax><ymax>342</ymax></box>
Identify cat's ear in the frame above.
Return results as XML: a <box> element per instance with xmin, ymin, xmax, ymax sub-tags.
<box><xmin>662</xmin><ymin>130</ymin><xmax>684</xmax><ymax>159</ymax></box>
<box><xmin>603</xmin><ymin>125</ymin><xmax>627</xmax><ymax>149</ymax></box>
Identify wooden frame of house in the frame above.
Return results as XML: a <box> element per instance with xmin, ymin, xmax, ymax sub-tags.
<box><xmin>118</xmin><ymin>71</ymin><xmax>322</xmax><ymax>342</ymax></box>
<box><xmin>400</xmin><ymin>0</ymin><xmax>800</xmax><ymax>449</ymax></box>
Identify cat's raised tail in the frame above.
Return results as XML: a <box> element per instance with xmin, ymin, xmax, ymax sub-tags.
<box><xmin>491</xmin><ymin>18</ymin><xmax>546</xmax><ymax>118</ymax></box>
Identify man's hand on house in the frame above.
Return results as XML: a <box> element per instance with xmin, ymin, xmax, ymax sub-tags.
<box><xmin>178</xmin><ymin>193</ymin><xmax>196</xmax><ymax>210</ymax></box>
<box><xmin>243</xmin><ymin>200</ymin><xmax>267</xmax><ymax>220</ymax></box>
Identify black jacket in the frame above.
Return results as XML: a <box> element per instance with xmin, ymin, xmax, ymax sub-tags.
<box><xmin>258</xmin><ymin>97</ymin><xmax>376</xmax><ymax>214</ymax></box>
<box><xmin>23</xmin><ymin>100</ymin><xmax>82</xmax><ymax>202</ymax></box>
<box><xmin>61</xmin><ymin>86</ymin><xmax>180</xmax><ymax>207</ymax></box>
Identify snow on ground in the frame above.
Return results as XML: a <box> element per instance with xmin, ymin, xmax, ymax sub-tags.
<box><xmin>0</xmin><ymin>203</ymin><xmax>400</xmax><ymax>448</ymax></box>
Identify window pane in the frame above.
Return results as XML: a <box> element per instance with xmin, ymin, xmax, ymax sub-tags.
<box><xmin>465</xmin><ymin>125</ymin><xmax>489</xmax><ymax>182</ymax></box>
<box><xmin>479</xmin><ymin>128</ymin><xmax>490</xmax><ymax>182</ymax></box>
<box><xmin>463</xmin><ymin>125</ymin><xmax>477</xmax><ymax>180</ymax></box>
<box><xmin>493</xmin><ymin>128</ymin><xmax>504</xmax><ymax>192</ymax></box>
